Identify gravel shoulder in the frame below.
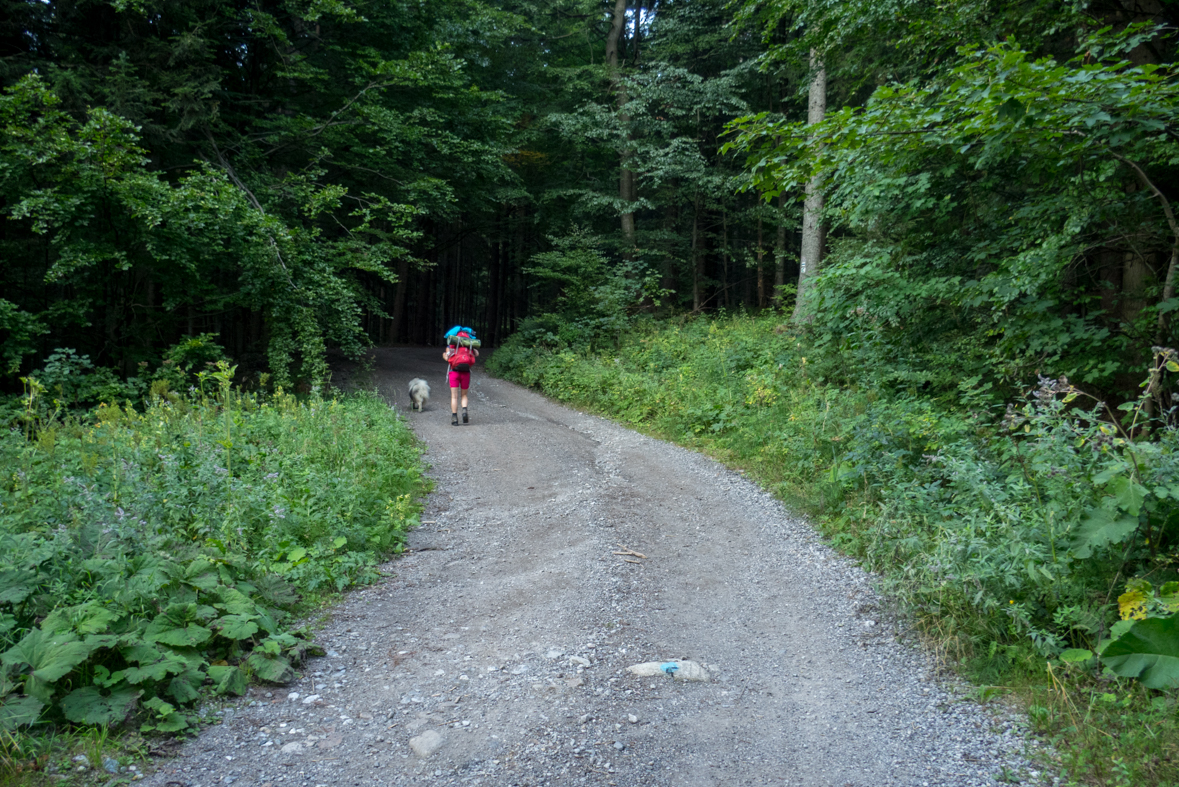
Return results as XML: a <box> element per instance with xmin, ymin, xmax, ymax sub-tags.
<box><xmin>141</xmin><ymin>347</ymin><xmax>1046</xmax><ymax>787</ymax></box>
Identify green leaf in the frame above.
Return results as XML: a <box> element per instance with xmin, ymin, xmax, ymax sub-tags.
<box><xmin>996</xmin><ymin>96</ymin><xmax>1026</xmax><ymax>121</ymax></box>
<box><xmin>0</xmin><ymin>570</ymin><xmax>39</xmax><ymax>605</ymax></box>
<box><xmin>145</xmin><ymin>622</ymin><xmax>212</xmax><ymax>648</ymax></box>
<box><xmin>1102</xmin><ymin>618</ymin><xmax>1136</xmax><ymax>650</ymax></box>
<box><xmin>1161</xmin><ymin>582</ymin><xmax>1179</xmax><ymax>612</ymax></box>
<box><xmin>1059</xmin><ymin>648</ymin><xmax>1094</xmax><ymax>664</ymax></box>
<box><xmin>253</xmin><ymin>575</ymin><xmax>299</xmax><ymax>608</ymax></box>
<box><xmin>120</xmin><ymin>656</ymin><xmax>186</xmax><ymax>685</ymax></box>
<box><xmin>214</xmin><ymin>588</ymin><xmax>258</xmax><ymax>617</ymax></box>
<box><xmin>207</xmin><ymin>665</ymin><xmax>248</xmax><ymax>696</ymax></box>
<box><xmin>0</xmin><ymin>693</ymin><xmax>44</xmax><ymax>730</ymax></box>
<box><xmin>140</xmin><ymin>696</ymin><xmax>189</xmax><ymax>732</ymax></box>
<box><xmin>123</xmin><ymin>557</ymin><xmax>175</xmax><ymax>601</ymax></box>
<box><xmin>142</xmin><ymin>696</ymin><xmax>173</xmax><ymax>716</ymax></box>
<box><xmin>60</xmin><ymin>686</ymin><xmax>140</xmax><ymax>725</ymax></box>
<box><xmin>1</xmin><ymin>629</ymin><xmax>93</xmax><ymax>684</ymax></box>
<box><xmin>1101</xmin><ymin>616</ymin><xmax>1179</xmax><ymax>689</ymax></box>
<box><xmin>41</xmin><ymin>602</ymin><xmax>120</xmax><ymax>636</ymax></box>
<box><xmin>167</xmin><ymin>669</ymin><xmax>204</xmax><ymax>704</ymax></box>
<box><xmin>144</xmin><ymin>604</ymin><xmax>213</xmax><ymax>647</ymax></box>
<box><xmin>148</xmin><ymin>712</ymin><xmax>191</xmax><ymax>732</ymax></box>
<box><xmin>120</xmin><ymin>642</ymin><xmax>163</xmax><ymax>665</ymax></box>
<box><xmin>216</xmin><ymin>615</ymin><xmax>259</xmax><ymax>641</ymax></box>
<box><xmin>246</xmin><ymin>652</ymin><xmax>294</xmax><ymax>683</ymax></box>
<box><xmin>1110</xmin><ymin>476</ymin><xmax>1148</xmax><ymax>516</ymax></box>
<box><xmin>1071</xmin><ymin>506</ymin><xmax>1140</xmax><ymax>559</ymax></box>
<box><xmin>182</xmin><ymin>559</ymin><xmax>221</xmax><ymax>591</ymax></box>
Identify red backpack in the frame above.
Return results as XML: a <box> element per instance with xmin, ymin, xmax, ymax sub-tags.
<box><xmin>449</xmin><ymin>339</ymin><xmax>476</xmax><ymax>372</ymax></box>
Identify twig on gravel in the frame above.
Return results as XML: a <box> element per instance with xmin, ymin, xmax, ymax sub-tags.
<box><xmin>621</xmin><ymin>558</ymin><xmax>643</xmax><ymax>564</ymax></box>
<box><xmin>613</xmin><ymin>548</ymin><xmax>647</xmax><ymax>559</ymax></box>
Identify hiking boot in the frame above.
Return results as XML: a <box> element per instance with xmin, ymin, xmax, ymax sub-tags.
<box><xmin>462</xmin><ymin>408</ymin><xmax>469</xmax><ymax>424</ymax></box>
<box><xmin>451</xmin><ymin>413</ymin><xmax>458</xmax><ymax>426</ymax></box>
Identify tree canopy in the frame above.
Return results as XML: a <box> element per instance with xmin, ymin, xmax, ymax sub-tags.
<box><xmin>0</xmin><ymin>0</ymin><xmax>1176</xmax><ymax>406</ymax></box>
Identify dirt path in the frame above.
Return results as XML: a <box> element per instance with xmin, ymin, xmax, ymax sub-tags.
<box><xmin>142</xmin><ymin>347</ymin><xmax>1042</xmax><ymax>787</ymax></box>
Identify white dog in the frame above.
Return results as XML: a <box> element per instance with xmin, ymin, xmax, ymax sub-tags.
<box><xmin>408</xmin><ymin>378</ymin><xmax>430</xmax><ymax>411</ymax></box>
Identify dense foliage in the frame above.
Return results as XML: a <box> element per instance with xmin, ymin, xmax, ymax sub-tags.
<box><xmin>0</xmin><ymin>379</ymin><xmax>423</xmax><ymax>738</ymax></box>
<box><xmin>1</xmin><ymin>0</ymin><xmax>799</xmax><ymax>387</ymax></box>
<box><xmin>728</xmin><ymin>21</ymin><xmax>1179</xmax><ymax>399</ymax></box>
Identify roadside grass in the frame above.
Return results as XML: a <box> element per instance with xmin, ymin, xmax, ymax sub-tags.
<box><xmin>488</xmin><ymin>313</ymin><xmax>1179</xmax><ymax>787</ymax></box>
<box><xmin>0</xmin><ymin>372</ymin><xmax>425</xmax><ymax>784</ymax></box>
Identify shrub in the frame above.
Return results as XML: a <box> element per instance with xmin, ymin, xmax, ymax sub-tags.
<box><xmin>0</xmin><ymin>370</ymin><xmax>424</xmax><ymax>735</ymax></box>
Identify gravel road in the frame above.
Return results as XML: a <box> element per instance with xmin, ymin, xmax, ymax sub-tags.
<box><xmin>142</xmin><ymin>347</ymin><xmax>1047</xmax><ymax>787</ymax></box>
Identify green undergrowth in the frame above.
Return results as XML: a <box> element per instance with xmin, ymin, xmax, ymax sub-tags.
<box><xmin>0</xmin><ymin>369</ymin><xmax>424</xmax><ymax>781</ymax></box>
<box><xmin>489</xmin><ymin>313</ymin><xmax>1179</xmax><ymax>787</ymax></box>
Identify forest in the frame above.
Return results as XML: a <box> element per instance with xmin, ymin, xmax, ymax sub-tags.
<box><xmin>3</xmin><ymin>0</ymin><xmax>1179</xmax><ymax>784</ymax></box>
<box><xmin>3</xmin><ymin>0</ymin><xmax>1178</xmax><ymax>397</ymax></box>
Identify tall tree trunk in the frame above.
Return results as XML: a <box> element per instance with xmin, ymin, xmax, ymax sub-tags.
<box><xmin>1121</xmin><ymin>250</ymin><xmax>1148</xmax><ymax>325</ymax></box>
<box><xmin>661</xmin><ymin>199</ymin><xmax>676</xmax><ymax>295</ymax></box>
<box><xmin>606</xmin><ymin>0</ymin><xmax>636</xmax><ymax>248</ymax></box>
<box><xmin>722</xmin><ymin>210</ymin><xmax>731</xmax><ymax>309</ymax></box>
<box><xmin>1110</xmin><ymin>154</ymin><xmax>1179</xmax><ymax>345</ymax></box>
<box><xmin>691</xmin><ymin>197</ymin><xmax>703</xmax><ymax>311</ymax></box>
<box><xmin>775</xmin><ymin>192</ymin><xmax>787</xmax><ymax>307</ymax></box>
<box><xmin>756</xmin><ymin>210</ymin><xmax>765</xmax><ymax>308</ymax></box>
<box><xmin>485</xmin><ymin>215</ymin><xmax>502</xmax><ymax>347</ymax></box>
<box><xmin>389</xmin><ymin>257</ymin><xmax>409</xmax><ymax>343</ymax></box>
<box><xmin>793</xmin><ymin>52</ymin><xmax>827</xmax><ymax>323</ymax></box>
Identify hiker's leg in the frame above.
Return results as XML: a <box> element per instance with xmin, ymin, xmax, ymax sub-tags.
<box><xmin>449</xmin><ymin>372</ymin><xmax>460</xmax><ymax>415</ymax></box>
<box><xmin>459</xmin><ymin>371</ymin><xmax>470</xmax><ymax>409</ymax></box>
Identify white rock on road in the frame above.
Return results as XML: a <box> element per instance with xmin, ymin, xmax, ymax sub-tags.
<box><xmin>626</xmin><ymin>659</ymin><xmax>710</xmax><ymax>681</ymax></box>
<box><xmin>408</xmin><ymin>729</ymin><xmax>445</xmax><ymax>758</ymax></box>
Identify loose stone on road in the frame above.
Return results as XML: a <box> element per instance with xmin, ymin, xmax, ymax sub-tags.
<box><xmin>141</xmin><ymin>347</ymin><xmax>1044</xmax><ymax>787</ymax></box>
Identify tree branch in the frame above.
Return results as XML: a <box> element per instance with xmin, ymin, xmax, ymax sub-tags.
<box><xmin>203</xmin><ymin>129</ymin><xmax>299</xmax><ymax>290</ymax></box>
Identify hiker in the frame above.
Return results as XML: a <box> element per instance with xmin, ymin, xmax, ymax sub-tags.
<box><xmin>443</xmin><ymin>327</ymin><xmax>480</xmax><ymax>426</ymax></box>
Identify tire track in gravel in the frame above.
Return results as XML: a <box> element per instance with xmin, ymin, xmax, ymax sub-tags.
<box><xmin>141</xmin><ymin>347</ymin><xmax>1047</xmax><ymax>787</ymax></box>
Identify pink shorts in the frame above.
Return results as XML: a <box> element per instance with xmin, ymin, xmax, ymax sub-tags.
<box><xmin>448</xmin><ymin>370</ymin><xmax>471</xmax><ymax>390</ymax></box>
